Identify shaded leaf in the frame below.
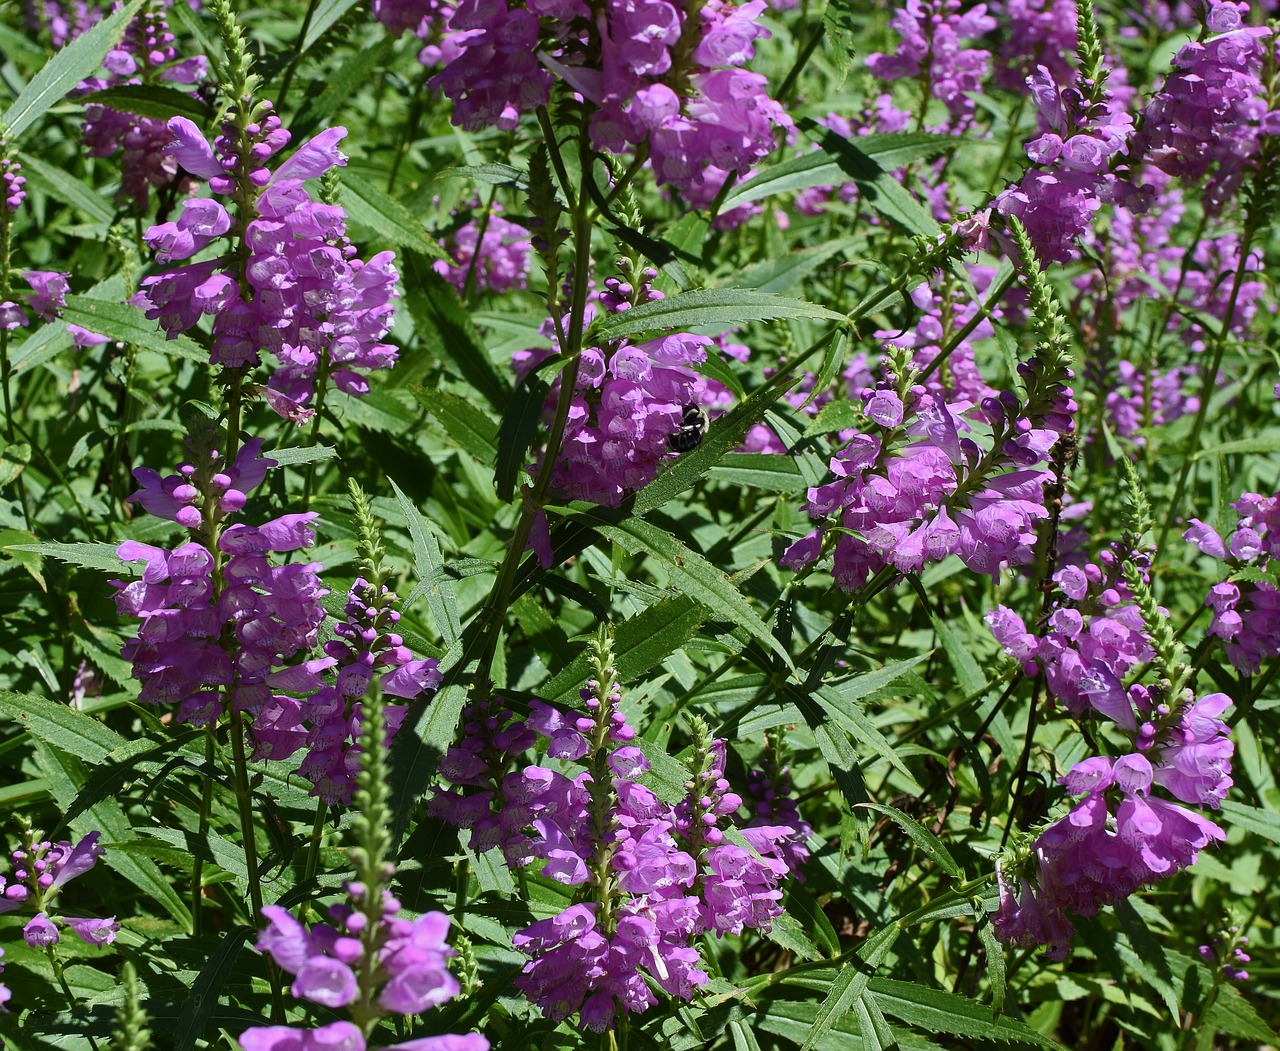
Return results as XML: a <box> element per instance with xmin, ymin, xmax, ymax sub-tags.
<box><xmin>593</xmin><ymin>289</ymin><xmax>845</xmax><ymax>342</ymax></box>
<box><xmin>60</xmin><ymin>296</ymin><xmax>206</xmax><ymax>361</ymax></box>
<box><xmin>78</xmin><ymin>84</ymin><xmax>214</xmax><ymax>123</ymax></box>
<box><xmin>1</xmin><ymin>0</ymin><xmax>146</xmax><ymax>138</ymax></box>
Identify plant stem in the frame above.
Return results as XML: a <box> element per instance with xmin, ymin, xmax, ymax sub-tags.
<box><xmin>275</xmin><ymin>0</ymin><xmax>321</xmax><ymax>110</ymax></box>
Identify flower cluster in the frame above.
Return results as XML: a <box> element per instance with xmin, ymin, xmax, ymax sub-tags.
<box><xmin>781</xmin><ymin>347</ymin><xmax>1075</xmax><ymax>589</ymax></box>
<box><xmin>372</xmin><ymin>0</ymin><xmax>465</xmax><ymax>66</ymax></box>
<box><xmin>132</xmin><ymin>109</ymin><xmax>399</xmax><ymax>421</ymax></box>
<box><xmin>742</xmin><ymin>746</ymin><xmax>813</xmax><ymax>876</ymax></box>
<box><xmin>1</xmin><ymin>146</ymin><xmax>25</xmax><ymax>212</ymax></box>
<box><xmin>991</xmin><ymin>0</ymin><xmax>1078</xmax><ymax>90</ymax></box>
<box><xmin>1099</xmin><ymin>360</ymin><xmax>1199</xmax><ymax>446</ymax></box>
<box><xmin>1199</xmin><ymin>925</ymin><xmax>1252</xmax><ymax>982</ymax></box>
<box><xmin>995</xmin><ymin>62</ymin><xmax>1134</xmax><ymax>263</ymax></box>
<box><xmin>0</xmin><ymin>270</ymin><xmax>70</xmax><ymax>332</ymax></box>
<box><xmin>1132</xmin><ymin>1</ymin><xmax>1275</xmax><ymax>213</ymax></box>
<box><xmin>432</xmin><ymin>642</ymin><xmax>806</xmax><ymax>1029</ymax></box>
<box><xmin>1185</xmin><ymin>491</ymin><xmax>1280</xmax><ymax>674</ymax></box>
<box><xmin>0</xmin><ymin>831</ymin><xmax>119</xmax><ymax>949</ymax></box>
<box><xmin>253</xmin><ymin>577</ymin><xmax>443</xmax><ymax>805</ymax></box>
<box><xmin>1073</xmin><ymin>169</ymin><xmax>1265</xmax><ymax>357</ymax></box>
<box><xmin>866</xmin><ymin>0</ymin><xmax>996</xmax><ymax>128</ymax></box>
<box><xmin>78</xmin><ymin>0</ymin><xmax>208</xmax><ymax>211</ymax></box>
<box><xmin>988</xmin><ymin>546</ymin><xmax>1233</xmax><ymax>959</ymax></box>
<box><xmin>111</xmin><ymin>439</ymin><xmax>328</xmax><ymax>727</ymax></box>
<box><xmin>25</xmin><ymin>0</ymin><xmax>100</xmax><ymax>47</ymax></box>
<box><xmin>247</xmin><ymin>893</ymin><xmax>486</xmax><ymax>1051</ymax></box>
<box><xmin>434</xmin><ymin>205</ymin><xmax>531</xmax><ymax>294</ymax></box>
<box><xmin>429</xmin><ymin>0</ymin><xmax>792</xmax><ymax>190</ymax></box>
<box><xmin>513</xmin><ymin>269</ymin><xmax>714</xmax><ymax>508</ymax></box>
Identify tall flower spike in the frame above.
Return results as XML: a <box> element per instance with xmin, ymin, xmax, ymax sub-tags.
<box><xmin>989</xmin><ymin>520</ymin><xmax>1233</xmax><ymax>959</ymax></box>
<box><xmin>112</xmin><ymin>437</ymin><xmax>328</xmax><ymax>727</ymax></box>
<box><xmin>131</xmin><ymin>98</ymin><xmax>399</xmax><ymax>420</ymax></box>
<box><xmin>242</xmin><ymin>646</ymin><xmax>488</xmax><ymax>1051</ymax></box>
<box><xmin>1</xmin><ymin>144</ymin><xmax>25</xmax><ymax>212</ymax></box>
<box><xmin>254</xmin><ymin>481</ymin><xmax>443</xmax><ymax>804</ymax></box>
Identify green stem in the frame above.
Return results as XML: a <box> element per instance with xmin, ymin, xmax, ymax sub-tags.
<box><xmin>228</xmin><ymin>708</ymin><xmax>265</xmax><ymax>919</ymax></box>
<box><xmin>474</xmin><ymin>121</ymin><xmax>595</xmax><ymax>694</ymax></box>
<box><xmin>275</xmin><ymin>0</ymin><xmax>322</xmax><ymax>110</ymax></box>
<box><xmin>304</xmin><ymin>799</ymin><xmax>327</xmax><ymax>885</ymax></box>
<box><xmin>191</xmin><ymin>729</ymin><xmax>216</xmax><ymax>936</ymax></box>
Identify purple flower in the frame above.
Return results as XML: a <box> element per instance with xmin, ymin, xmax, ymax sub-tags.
<box><xmin>64</xmin><ymin>916</ymin><xmax>121</xmax><ymax>946</ymax></box>
<box><xmin>22</xmin><ymin>271</ymin><xmax>69</xmax><ymax>321</ymax></box>
<box><xmin>515</xmin><ymin>271</ymin><xmax>714</xmax><ymax>507</ymax></box>
<box><xmin>113</xmin><ymin>443</ymin><xmax>328</xmax><ymax>728</ymax></box>
<box><xmin>434</xmin><ymin>205</ymin><xmax>531</xmax><ymax>294</ymax></box>
<box><xmin>1132</xmin><ymin>6</ymin><xmax>1273</xmax><ymax>213</ymax></box>
<box><xmin>23</xmin><ymin>913</ymin><xmax>59</xmax><ymax>947</ymax></box>
<box><xmin>245</xmin><ymin>893</ymin><xmax>481</xmax><ymax>1050</ymax></box>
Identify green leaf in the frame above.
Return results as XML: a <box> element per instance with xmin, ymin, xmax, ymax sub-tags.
<box><xmin>60</xmin><ymin>296</ymin><xmax>206</xmax><ymax>360</ymax></box>
<box><xmin>1220</xmin><ymin>800</ymin><xmax>1280</xmax><ymax>843</ymax></box>
<box><xmin>412</xmin><ymin>385</ymin><xmax>499</xmax><ymax>463</ymax></box>
<box><xmin>827</xmin><ymin>653</ymin><xmax>933</xmax><ymax>706</ymax></box>
<box><xmin>976</xmin><ymin>919</ymin><xmax>1007</xmax><ymax>1021</ymax></box>
<box><xmin>822</xmin><ymin>0</ymin><xmax>859</xmax><ymax>83</ymax></box>
<box><xmin>869</xmin><ymin>977</ymin><xmax>1068</xmax><ymax>1047</ymax></box>
<box><xmin>141</xmin><ymin>826</ymin><xmax>249</xmax><ymax>887</ymax></box>
<box><xmin>0</xmin><ymin>689</ymin><xmax>126</xmax><ymax>765</ymax></box>
<box><xmin>733</xmin><ymin>240</ymin><xmax>858</xmax><ymax>295</ymax></box>
<box><xmin>495</xmin><ymin>374</ymin><xmax>550</xmax><ymax>502</ymax></box>
<box><xmin>1</xmin><ymin>0</ymin><xmax>146</xmax><ymax>138</ymax></box>
<box><xmin>78</xmin><ymin>84</ymin><xmax>214</xmax><ymax>123</ymax></box>
<box><xmin>0</xmin><ymin>528</ymin><xmax>45</xmax><ymax>587</ymax></box>
<box><xmin>0</xmin><ymin>442</ymin><xmax>30</xmax><ymax>489</ymax></box>
<box><xmin>854</xmin><ymin>802</ymin><xmax>962</xmax><ymax>879</ymax></box>
<box><xmin>798</xmin><ymin>120</ymin><xmax>942</xmax><ymax>238</ymax></box>
<box><xmin>62</xmin><ymin>731</ymin><xmax>201</xmax><ymax>829</ymax></box>
<box><xmin>339</xmin><ymin>170</ymin><xmax>447</xmax><ymax>259</ymax></box>
<box><xmin>1194</xmin><ymin>435</ymin><xmax>1280</xmax><ymax>458</ymax></box>
<box><xmin>810</xmin><ymin>685</ymin><xmax>922</xmax><ymax>792</ymax></box>
<box><xmin>7</xmin><ymin>541</ymin><xmax>126</xmax><ymax>573</ymax></box>
<box><xmin>583</xmin><ymin>512</ymin><xmax>792</xmax><ymax>668</ymax></box>
<box><xmin>1205</xmin><ymin>985</ymin><xmax>1279</xmax><ymax>1042</ymax></box>
<box><xmin>723</xmin><ymin>133</ymin><xmax>957</xmax><ymax>211</ymax></box>
<box><xmin>300</xmin><ymin>0</ymin><xmax>362</xmax><ymax>49</ymax></box>
<box><xmin>707</xmin><ymin>453</ymin><xmax>807</xmax><ymax>494</ymax></box>
<box><xmin>803</xmin><ymin>326</ymin><xmax>851</xmax><ymax>410</ymax></box>
<box><xmin>391</xmin><ymin>478</ymin><xmax>462</xmax><ymax>649</ymax></box>
<box><xmin>801</xmin><ymin>926</ymin><xmax>900</xmax><ymax>1051</ymax></box>
<box><xmin>400</xmin><ymin>251</ymin><xmax>511</xmax><ymax>411</ymax></box>
<box><xmin>437</xmin><ymin>163</ymin><xmax>529</xmax><ymax>191</ymax></box>
<box><xmin>267</xmin><ymin>444</ymin><xmax>339</xmax><ymax>468</ymax></box>
<box><xmin>592</xmin><ymin>289</ymin><xmax>845</xmax><ymax>342</ymax></box>
<box><xmin>541</xmin><ymin>594</ymin><xmax>708</xmax><ymax>704</ymax></box>
<box><xmin>34</xmin><ymin>740</ymin><xmax>193</xmax><ymax>929</ymax></box>
<box><xmin>19</xmin><ymin>154</ymin><xmax>115</xmax><ymax>223</ymax></box>
<box><xmin>174</xmin><ymin>926</ymin><xmax>256</xmax><ymax>1051</ymax></box>
<box><xmin>389</xmin><ymin>683</ymin><xmax>468</xmax><ymax>849</ymax></box>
